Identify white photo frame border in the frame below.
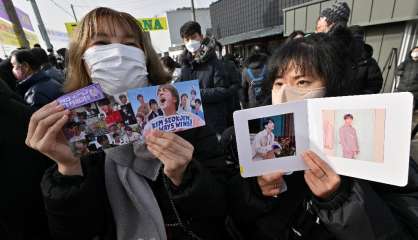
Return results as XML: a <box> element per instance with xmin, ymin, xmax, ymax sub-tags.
<box><xmin>307</xmin><ymin>92</ymin><xmax>413</xmax><ymax>186</ymax></box>
<box><xmin>234</xmin><ymin>101</ymin><xmax>309</xmax><ymax>177</ymax></box>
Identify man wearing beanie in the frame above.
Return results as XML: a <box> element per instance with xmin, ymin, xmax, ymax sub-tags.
<box><xmin>316</xmin><ymin>1</ymin><xmax>350</xmax><ymax>33</ymax></box>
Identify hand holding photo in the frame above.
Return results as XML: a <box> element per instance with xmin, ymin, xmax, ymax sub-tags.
<box><xmin>234</xmin><ymin>93</ymin><xmax>413</xmax><ymax>186</ymax></box>
<box><xmin>59</xmin><ymin>80</ymin><xmax>205</xmax><ymax>157</ymax></box>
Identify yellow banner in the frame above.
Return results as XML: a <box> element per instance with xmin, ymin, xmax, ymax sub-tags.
<box><xmin>64</xmin><ymin>17</ymin><xmax>168</xmax><ymax>37</ymax></box>
<box><xmin>138</xmin><ymin>17</ymin><xmax>168</xmax><ymax>31</ymax></box>
<box><xmin>0</xmin><ymin>18</ymin><xmax>38</xmax><ymax>47</ymax></box>
<box><xmin>65</xmin><ymin>22</ymin><xmax>78</xmax><ymax>37</ymax></box>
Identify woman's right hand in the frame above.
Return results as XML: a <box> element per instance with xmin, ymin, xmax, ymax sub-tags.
<box><xmin>25</xmin><ymin>101</ymin><xmax>82</xmax><ymax>175</ymax></box>
<box><xmin>257</xmin><ymin>171</ymin><xmax>285</xmax><ymax>197</ymax></box>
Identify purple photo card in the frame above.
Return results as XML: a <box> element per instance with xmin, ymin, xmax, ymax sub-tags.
<box><xmin>57</xmin><ymin>83</ymin><xmax>105</xmax><ymax>110</ymax></box>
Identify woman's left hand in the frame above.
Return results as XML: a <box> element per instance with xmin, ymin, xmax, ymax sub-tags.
<box><xmin>302</xmin><ymin>150</ymin><xmax>341</xmax><ymax>199</ymax></box>
<box><xmin>145</xmin><ymin>130</ymin><xmax>194</xmax><ymax>186</ymax></box>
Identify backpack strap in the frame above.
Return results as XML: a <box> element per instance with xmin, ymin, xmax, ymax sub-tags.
<box><xmin>247</xmin><ymin>65</ymin><xmax>266</xmax><ymax>81</ymax></box>
<box><xmin>246</xmin><ymin>68</ymin><xmax>255</xmax><ymax>80</ymax></box>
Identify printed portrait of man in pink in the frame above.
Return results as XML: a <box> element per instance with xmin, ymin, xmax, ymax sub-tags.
<box><xmin>339</xmin><ymin>114</ymin><xmax>359</xmax><ymax>159</ymax></box>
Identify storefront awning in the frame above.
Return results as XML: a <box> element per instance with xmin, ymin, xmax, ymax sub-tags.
<box><xmin>218</xmin><ymin>25</ymin><xmax>283</xmax><ymax>45</ymax></box>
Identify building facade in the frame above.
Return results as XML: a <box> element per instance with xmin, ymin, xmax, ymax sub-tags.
<box><xmin>283</xmin><ymin>0</ymin><xmax>418</xmax><ymax>92</ymax></box>
<box><xmin>210</xmin><ymin>0</ymin><xmax>311</xmax><ymax>57</ymax></box>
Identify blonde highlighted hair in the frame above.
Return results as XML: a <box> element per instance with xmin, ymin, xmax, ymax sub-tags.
<box><xmin>64</xmin><ymin>7</ymin><xmax>170</xmax><ymax>92</ymax></box>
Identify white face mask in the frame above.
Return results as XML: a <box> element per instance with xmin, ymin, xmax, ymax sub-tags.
<box><xmin>272</xmin><ymin>85</ymin><xmax>326</xmax><ymax>105</ymax></box>
<box><xmin>83</xmin><ymin>43</ymin><xmax>148</xmax><ymax>95</ymax></box>
<box><xmin>185</xmin><ymin>40</ymin><xmax>201</xmax><ymax>53</ymax></box>
<box><xmin>411</xmin><ymin>51</ymin><xmax>418</xmax><ymax>59</ymax></box>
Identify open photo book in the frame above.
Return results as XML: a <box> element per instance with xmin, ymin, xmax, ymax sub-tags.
<box><xmin>57</xmin><ymin>80</ymin><xmax>205</xmax><ymax>157</ymax></box>
<box><xmin>233</xmin><ymin>92</ymin><xmax>413</xmax><ymax>186</ymax></box>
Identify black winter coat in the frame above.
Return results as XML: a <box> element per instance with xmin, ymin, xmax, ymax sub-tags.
<box><xmin>221</xmin><ymin>58</ymin><xmax>242</xmax><ymax>126</ymax></box>
<box><xmin>229</xmin><ymin>169</ymin><xmax>415</xmax><ymax>240</ymax></box>
<box><xmin>16</xmin><ymin>70</ymin><xmax>63</xmax><ymax>110</ymax></box>
<box><xmin>40</xmin><ymin>126</ymin><xmax>232</xmax><ymax>240</ymax></box>
<box><xmin>397</xmin><ymin>51</ymin><xmax>418</xmax><ymax>106</ymax></box>
<box><xmin>356</xmin><ymin>47</ymin><xmax>384</xmax><ymax>94</ymax></box>
<box><xmin>0</xmin><ymin>79</ymin><xmax>52</xmax><ymax>240</ymax></box>
<box><xmin>179</xmin><ymin>51</ymin><xmax>230</xmax><ymax>134</ymax></box>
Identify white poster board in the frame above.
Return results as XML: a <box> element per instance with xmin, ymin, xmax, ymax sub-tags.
<box><xmin>234</xmin><ymin>93</ymin><xmax>413</xmax><ymax>186</ymax></box>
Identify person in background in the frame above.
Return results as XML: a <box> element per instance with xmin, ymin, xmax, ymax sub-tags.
<box><xmin>286</xmin><ymin>30</ymin><xmax>305</xmax><ymax>42</ymax></box>
<box><xmin>179</xmin><ymin>21</ymin><xmax>230</xmax><ymax>136</ymax></box>
<box><xmin>33</xmin><ymin>43</ymin><xmax>41</xmax><ymax>48</ymax></box>
<box><xmin>27</xmin><ymin>7</ymin><xmax>231</xmax><ymax>240</ymax></box>
<box><xmin>316</xmin><ymin>3</ymin><xmax>381</xmax><ymax>95</ymax></box>
<box><xmin>315</xmin><ymin>1</ymin><xmax>350</xmax><ymax>33</ymax></box>
<box><xmin>397</xmin><ymin>46</ymin><xmax>418</xmax><ymax>138</ymax></box>
<box><xmin>0</xmin><ymin>77</ymin><xmax>52</xmax><ymax>239</ymax></box>
<box><xmin>0</xmin><ymin>57</ymin><xmax>17</xmax><ymax>91</ymax></box>
<box><xmin>396</xmin><ymin>46</ymin><xmax>418</xmax><ymax>107</ymax></box>
<box><xmin>160</xmin><ymin>55</ymin><xmax>181</xmax><ymax>82</ymax></box>
<box><xmin>56</xmin><ymin>48</ymin><xmax>67</xmax><ymax>71</ymax></box>
<box><xmin>241</xmin><ymin>46</ymin><xmax>269</xmax><ymax>108</ymax></box>
<box><xmin>215</xmin><ymin>41</ymin><xmax>242</xmax><ymax>127</ymax></box>
<box><xmin>11</xmin><ymin>49</ymin><xmax>62</xmax><ymax>110</ymax></box>
<box><xmin>229</xmin><ymin>32</ymin><xmax>416</xmax><ymax>239</ymax></box>
<box><xmin>350</xmin><ymin>26</ymin><xmax>383</xmax><ymax>94</ymax></box>
<box><xmin>30</xmin><ymin>47</ymin><xmax>65</xmax><ymax>83</ymax></box>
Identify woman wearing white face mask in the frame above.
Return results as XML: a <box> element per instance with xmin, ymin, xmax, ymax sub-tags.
<box><xmin>229</xmin><ymin>32</ymin><xmax>416</xmax><ymax>239</ymax></box>
<box><xmin>25</xmin><ymin>8</ymin><xmax>232</xmax><ymax>240</ymax></box>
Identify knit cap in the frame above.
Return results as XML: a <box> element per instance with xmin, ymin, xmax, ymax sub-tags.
<box><xmin>320</xmin><ymin>1</ymin><xmax>350</xmax><ymax>24</ymax></box>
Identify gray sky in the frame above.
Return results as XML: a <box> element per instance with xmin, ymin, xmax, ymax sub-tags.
<box><xmin>12</xmin><ymin>0</ymin><xmax>215</xmax><ymax>51</ymax></box>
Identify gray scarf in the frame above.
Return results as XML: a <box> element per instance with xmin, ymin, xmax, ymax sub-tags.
<box><xmin>104</xmin><ymin>142</ymin><xmax>167</xmax><ymax>240</ymax></box>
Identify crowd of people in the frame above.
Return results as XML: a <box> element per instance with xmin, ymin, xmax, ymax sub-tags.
<box><xmin>1</xmin><ymin>1</ymin><xmax>417</xmax><ymax>240</ymax></box>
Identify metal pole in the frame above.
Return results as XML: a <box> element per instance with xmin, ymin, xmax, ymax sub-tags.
<box><xmin>3</xmin><ymin>0</ymin><xmax>29</xmax><ymax>48</ymax></box>
<box><xmin>191</xmin><ymin>0</ymin><xmax>196</xmax><ymax>21</ymax></box>
<box><xmin>28</xmin><ymin>0</ymin><xmax>52</xmax><ymax>49</ymax></box>
<box><xmin>70</xmin><ymin>4</ymin><xmax>78</xmax><ymax>22</ymax></box>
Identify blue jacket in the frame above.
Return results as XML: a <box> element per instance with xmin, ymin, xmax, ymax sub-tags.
<box><xmin>16</xmin><ymin>70</ymin><xmax>63</xmax><ymax>110</ymax></box>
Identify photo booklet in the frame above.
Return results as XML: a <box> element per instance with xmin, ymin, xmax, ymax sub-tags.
<box><xmin>57</xmin><ymin>80</ymin><xmax>205</xmax><ymax>157</ymax></box>
<box><xmin>233</xmin><ymin>92</ymin><xmax>413</xmax><ymax>186</ymax></box>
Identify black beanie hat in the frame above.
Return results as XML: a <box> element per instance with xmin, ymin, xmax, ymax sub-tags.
<box><xmin>320</xmin><ymin>1</ymin><xmax>350</xmax><ymax>25</ymax></box>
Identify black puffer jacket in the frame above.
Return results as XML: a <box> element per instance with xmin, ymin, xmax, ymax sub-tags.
<box><xmin>0</xmin><ymin>79</ymin><xmax>52</xmax><ymax>240</ymax></box>
<box><xmin>229</xmin><ymin>171</ymin><xmax>415</xmax><ymax>240</ymax></box>
<box><xmin>179</xmin><ymin>37</ymin><xmax>230</xmax><ymax>134</ymax></box>
<box><xmin>221</xmin><ymin>57</ymin><xmax>241</xmax><ymax>126</ymax></box>
<box><xmin>41</xmin><ymin>126</ymin><xmax>232</xmax><ymax>240</ymax></box>
<box><xmin>16</xmin><ymin>70</ymin><xmax>63</xmax><ymax>110</ymax></box>
<box><xmin>356</xmin><ymin>44</ymin><xmax>384</xmax><ymax>94</ymax></box>
<box><xmin>396</xmin><ymin>49</ymin><xmax>418</xmax><ymax>106</ymax></box>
